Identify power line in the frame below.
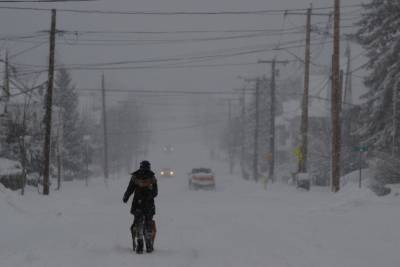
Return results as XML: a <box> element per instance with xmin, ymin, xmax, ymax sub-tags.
<box><xmin>9</xmin><ymin>40</ymin><xmax>47</xmax><ymax>58</ymax></box>
<box><xmin>12</xmin><ymin>37</ymin><xmax>326</xmax><ymax>70</ymax></box>
<box><xmin>0</xmin><ymin>0</ymin><xmax>94</xmax><ymax>2</ymax></box>
<box><xmin>0</xmin><ymin>4</ymin><xmax>364</xmax><ymax>15</ymax></box>
<box><xmin>0</xmin><ymin>33</ymin><xmax>47</xmax><ymax>41</ymax></box>
<box><xmin>76</xmin><ymin>88</ymin><xmax>250</xmax><ymax>95</ymax></box>
<box><xmin>6</xmin><ymin>82</ymin><xmax>45</xmax><ymax>98</ymax></box>
<box><xmin>55</xmin><ymin>24</ymin><xmax>308</xmax><ymax>35</ymax></box>
<box><xmin>3</xmin><ymin>40</ymin><xmax>330</xmax><ymax>77</ymax></box>
<box><xmin>55</xmin><ymin>31</ymin><xmax>305</xmax><ymax>46</ymax></box>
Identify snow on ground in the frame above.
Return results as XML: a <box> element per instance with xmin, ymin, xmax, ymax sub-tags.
<box><xmin>1</xmin><ymin>143</ymin><xmax>400</xmax><ymax>267</ymax></box>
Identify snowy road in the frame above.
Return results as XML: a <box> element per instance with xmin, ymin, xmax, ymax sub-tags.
<box><xmin>1</xmin><ymin>144</ymin><xmax>400</xmax><ymax>267</ymax></box>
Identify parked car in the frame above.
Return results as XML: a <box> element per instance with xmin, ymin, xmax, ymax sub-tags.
<box><xmin>188</xmin><ymin>168</ymin><xmax>215</xmax><ymax>190</ymax></box>
<box><xmin>160</xmin><ymin>168</ymin><xmax>175</xmax><ymax>177</ymax></box>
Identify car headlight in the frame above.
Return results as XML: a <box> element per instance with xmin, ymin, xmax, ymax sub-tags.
<box><xmin>170</xmin><ymin>171</ymin><xmax>174</xmax><ymax>175</ymax></box>
<box><xmin>161</xmin><ymin>171</ymin><xmax>164</xmax><ymax>175</ymax></box>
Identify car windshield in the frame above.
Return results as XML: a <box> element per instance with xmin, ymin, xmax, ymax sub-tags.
<box><xmin>191</xmin><ymin>168</ymin><xmax>211</xmax><ymax>174</ymax></box>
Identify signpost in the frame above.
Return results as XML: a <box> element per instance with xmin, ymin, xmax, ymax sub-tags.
<box><xmin>354</xmin><ymin>146</ymin><xmax>368</xmax><ymax>188</ymax></box>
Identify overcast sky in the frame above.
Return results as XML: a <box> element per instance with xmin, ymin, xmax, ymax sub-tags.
<box><xmin>0</xmin><ymin>0</ymin><xmax>366</xmax><ymax>143</ymax></box>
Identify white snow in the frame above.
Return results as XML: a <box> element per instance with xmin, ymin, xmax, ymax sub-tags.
<box><xmin>1</xmin><ymin>144</ymin><xmax>400</xmax><ymax>267</ymax></box>
<box><xmin>0</xmin><ymin>158</ymin><xmax>22</xmax><ymax>176</ymax></box>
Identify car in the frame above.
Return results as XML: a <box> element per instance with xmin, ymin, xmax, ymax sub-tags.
<box><xmin>163</xmin><ymin>145</ymin><xmax>174</xmax><ymax>154</ymax></box>
<box><xmin>188</xmin><ymin>168</ymin><xmax>216</xmax><ymax>190</ymax></box>
<box><xmin>160</xmin><ymin>168</ymin><xmax>175</xmax><ymax>177</ymax></box>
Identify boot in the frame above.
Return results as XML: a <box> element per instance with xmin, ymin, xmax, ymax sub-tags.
<box><xmin>136</xmin><ymin>239</ymin><xmax>144</xmax><ymax>254</ymax></box>
<box><xmin>130</xmin><ymin>226</ymin><xmax>136</xmax><ymax>251</ymax></box>
<box><xmin>145</xmin><ymin>238</ymin><xmax>153</xmax><ymax>253</ymax></box>
<box><xmin>132</xmin><ymin>238</ymin><xmax>136</xmax><ymax>252</ymax></box>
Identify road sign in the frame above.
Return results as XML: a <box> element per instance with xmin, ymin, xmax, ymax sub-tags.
<box><xmin>354</xmin><ymin>146</ymin><xmax>368</xmax><ymax>152</ymax></box>
<box><xmin>354</xmin><ymin>146</ymin><xmax>368</xmax><ymax>188</ymax></box>
<box><xmin>294</xmin><ymin>146</ymin><xmax>304</xmax><ymax>163</ymax></box>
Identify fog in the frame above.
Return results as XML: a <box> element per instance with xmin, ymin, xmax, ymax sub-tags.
<box><xmin>3</xmin><ymin>1</ymin><xmax>400</xmax><ymax>267</ymax></box>
<box><xmin>0</xmin><ymin>0</ymin><xmax>363</xmax><ymax>148</ymax></box>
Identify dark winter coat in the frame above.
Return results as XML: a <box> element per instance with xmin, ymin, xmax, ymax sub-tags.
<box><xmin>123</xmin><ymin>168</ymin><xmax>158</xmax><ymax>215</ymax></box>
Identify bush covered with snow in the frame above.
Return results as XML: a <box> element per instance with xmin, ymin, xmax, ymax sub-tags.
<box><xmin>369</xmin><ymin>152</ymin><xmax>400</xmax><ymax>185</ymax></box>
<box><xmin>0</xmin><ymin>157</ymin><xmax>23</xmax><ymax>190</ymax></box>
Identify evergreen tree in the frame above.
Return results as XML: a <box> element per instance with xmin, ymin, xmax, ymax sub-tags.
<box><xmin>355</xmin><ymin>0</ymin><xmax>400</xmax><ymax>155</ymax></box>
<box><xmin>54</xmin><ymin>68</ymin><xmax>84</xmax><ymax>180</ymax></box>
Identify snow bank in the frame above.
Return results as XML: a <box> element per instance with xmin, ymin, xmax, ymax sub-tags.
<box><xmin>0</xmin><ymin>158</ymin><xmax>22</xmax><ymax>176</ymax></box>
<box><xmin>341</xmin><ymin>168</ymin><xmax>373</xmax><ymax>188</ymax></box>
<box><xmin>0</xmin><ymin>181</ymin><xmax>26</xmax><ymax>216</ymax></box>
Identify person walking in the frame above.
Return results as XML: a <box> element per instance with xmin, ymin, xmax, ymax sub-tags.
<box><xmin>123</xmin><ymin>160</ymin><xmax>158</xmax><ymax>254</ymax></box>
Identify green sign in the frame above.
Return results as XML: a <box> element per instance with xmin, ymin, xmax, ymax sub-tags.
<box><xmin>354</xmin><ymin>146</ymin><xmax>368</xmax><ymax>152</ymax></box>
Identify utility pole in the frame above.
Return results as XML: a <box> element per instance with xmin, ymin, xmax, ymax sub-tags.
<box><xmin>343</xmin><ymin>43</ymin><xmax>353</xmax><ymax>109</ymax></box>
<box><xmin>331</xmin><ymin>0</ymin><xmax>341</xmax><ymax>192</ymax></box>
<box><xmin>341</xmin><ymin>43</ymin><xmax>354</xmax><ymax>173</ymax></box>
<box><xmin>221</xmin><ymin>98</ymin><xmax>236</xmax><ymax>175</ymax></box>
<box><xmin>101</xmin><ymin>73</ymin><xmax>109</xmax><ymax>183</ymax></box>
<box><xmin>19</xmin><ymin>99</ymin><xmax>28</xmax><ymax>196</ymax></box>
<box><xmin>240</xmin><ymin>88</ymin><xmax>246</xmax><ymax>179</ymax></box>
<box><xmin>3</xmin><ymin>50</ymin><xmax>10</xmax><ymax>113</ymax></box>
<box><xmin>299</xmin><ymin>6</ymin><xmax>312</xmax><ymax>174</ymax></box>
<box><xmin>253</xmin><ymin>79</ymin><xmax>260</xmax><ymax>181</ymax></box>
<box><xmin>284</xmin><ymin>6</ymin><xmax>330</xmax><ymax>176</ymax></box>
<box><xmin>392</xmin><ymin>83</ymin><xmax>398</xmax><ymax>156</ymax></box>
<box><xmin>270</xmin><ymin>61</ymin><xmax>276</xmax><ymax>183</ymax></box>
<box><xmin>228</xmin><ymin>99</ymin><xmax>234</xmax><ymax>175</ymax></box>
<box><xmin>56</xmin><ymin>109</ymin><xmax>63</xmax><ymax>191</ymax></box>
<box><xmin>42</xmin><ymin>9</ymin><xmax>56</xmax><ymax>195</ymax></box>
<box><xmin>258</xmin><ymin>59</ymin><xmax>289</xmax><ymax>183</ymax></box>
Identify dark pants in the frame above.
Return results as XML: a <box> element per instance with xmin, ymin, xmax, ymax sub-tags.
<box><xmin>131</xmin><ymin>210</ymin><xmax>154</xmax><ymax>241</ymax></box>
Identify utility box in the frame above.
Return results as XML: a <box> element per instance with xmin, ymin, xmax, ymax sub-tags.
<box><xmin>297</xmin><ymin>172</ymin><xmax>310</xmax><ymax>191</ymax></box>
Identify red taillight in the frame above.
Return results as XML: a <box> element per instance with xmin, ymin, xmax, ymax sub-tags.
<box><xmin>193</xmin><ymin>175</ymin><xmax>214</xmax><ymax>181</ymax></box>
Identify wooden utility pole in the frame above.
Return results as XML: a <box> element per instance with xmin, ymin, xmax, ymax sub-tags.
<box><xmin>56</xmin><ymin>140</ymin><xmax>61</xmax><ymax>190</ymax></box>
<box><xmin>101</xmin><ymin>74</ymin><xmax>109</xmax><ymax>183</ymax></box>
<box><xmin>56</xmin><ymin>109</ymin><xmax>63</xmax><ymax>191</ymax></box>
<box><xmin>270</xmin><ymin>61</ymin><xmax>276</xmax><ymax>183</ymax></box>
<box><xmin>258</xmin><ymin>59</ymin><xmax>288</xmax><ymax>183</ymax></box>
<box><xmin>228</xmin><ymin>99</ymin><xmax>234</xmax><ymax>175</ymax></box>
<box><xmin>253</xmin><ymin>79</ymin><xmax>260</xmax><ymax>181</ymax></box>
<box><xmin>331</xmin><ymin>0</ymin><xmax>341</xmax><ymax>192</ymax></box>
<box><xmin>341</xmin><ymin>43</ymin><xmax>354</xmax><ymax>170</ymax></box>
<box><xmin>3</xmin><ymin>50</ymin><xmax>10</xmax><ymax>113</ymax></box>
<box><xmin>19</xmin><ymin>99</ymin><xmax>29</xmax><ymax>196</ymax></box>
<box><xmin>343</xmin><ymin>43</ymin><xmax>353</xmax><ymax>109</ymax></box>
<box><xmin>392</xmin><ymin>83</ymin><xmax>398</xmax><ymax>156</ymax></box>
<box><xmin>299</xmin><ymin>7</ymin><xmax>312</xmax><ymax>174</ymax></box>
<box><xmin>42</xmin><ymin>9</ymin><xmax>56</xmax><ymax>195</ymax></box>
<box><xmin>240</xmin><ymin>88</ymin><xmax>246</xmax><ymax>178</ymax></box>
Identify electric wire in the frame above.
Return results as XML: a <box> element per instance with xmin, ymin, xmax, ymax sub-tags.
<box><xmin>0</xmin><ymin>4</ymin><xmax>364</xmax><ymax>15</ymax></box>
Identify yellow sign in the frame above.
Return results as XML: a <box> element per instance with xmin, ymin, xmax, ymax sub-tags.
<box><xmin>294</xmin><ymin>146</ymin><xmax>304</xmax><ymax>164</ymax></box>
